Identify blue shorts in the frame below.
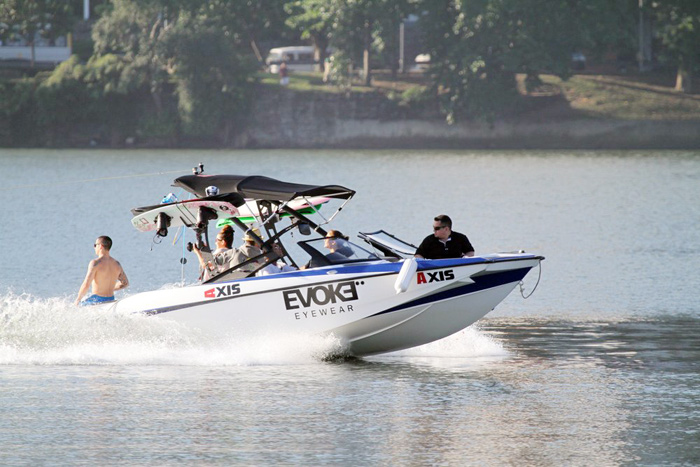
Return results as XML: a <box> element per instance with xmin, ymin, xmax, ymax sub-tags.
<box><xmin>81</xmin><ymin>294</ymin><xmax>115</xmax><ymax>306</ymax></box>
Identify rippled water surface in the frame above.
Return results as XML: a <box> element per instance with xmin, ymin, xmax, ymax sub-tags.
<box><xmin>1</xmin><ymin>149</ymin><xmax>699</xmax><ymax>465</ymax></box>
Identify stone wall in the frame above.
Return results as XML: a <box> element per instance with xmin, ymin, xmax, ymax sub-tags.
<box><xmin>2</xmin><ymin>84</ymin><xmax>699</xmax><ymax>149</ymax></box>
<box><xmin>237</xmin><ymin>87</ymin><xmax>700</xmax><ymax>150</ymax></box>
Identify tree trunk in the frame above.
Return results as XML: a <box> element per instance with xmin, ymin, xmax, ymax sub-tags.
<box><xmin>250</xmin><ymin>39</ymin><xmax>263</xmax><ymax>64</ymax></box>
<box><xmin>30</xmin><ymin>40</ymin><xmax>36</xmax><ymax>68</ymax></box>
<box><xmin>110</xmin><ymin>126</ymin><xmax>121</xmax><ymax>147</ymax></box>
<box><xmin>675</xmin><ymin>65</ymin><xmax>692</xmax><ymax>93</ymax></box>
<box><xmin>388</xmin><ymin>21</ymin><xmax>399</xmax><ymax>80</ymax></box>
<box><xmin>363</xmin><ymin>19</ymin><xmax>372</xmax><ymax>87</ymax></box>
<box><xmin>313</xmin><ymin>35</ymin><xmax>329</xmax><ymax>67</ymax></box>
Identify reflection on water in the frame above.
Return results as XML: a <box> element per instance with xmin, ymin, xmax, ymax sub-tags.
<box><xmin>477</xmin><ymin>317</ymin><xmax>700</xmax><ymax>465</ymax></box>
<box><xmin>2</xmin><ymin>298</ymin><xmax>698</xmax><ymax>464</ymax></box>
<box><xmin>482</xmin><ymin>316</ymin><xmax>700</xmax><ymax>372</ymax></box>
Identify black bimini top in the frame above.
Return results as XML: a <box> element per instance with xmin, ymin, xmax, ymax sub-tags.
<box><xmin>173</xmin><ymin>174</ymin><xmax>355</xmax><ymax>201</ymax></box>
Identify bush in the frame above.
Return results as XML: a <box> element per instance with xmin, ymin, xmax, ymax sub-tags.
<box><xmin>0</xmin><ymin>78</ymin><xmax>43</xmax><ymax>145</ymax></box>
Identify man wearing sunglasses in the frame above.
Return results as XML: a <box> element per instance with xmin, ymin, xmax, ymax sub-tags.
<box><xmin>415</xmin><ymin>214</ymin><xmax>474</xmax><ymax>259</ymax></box>
<box><xmin>75</xmin><ymin>236</ymin><xmax>129</xmax><ymax>306</ymax></box>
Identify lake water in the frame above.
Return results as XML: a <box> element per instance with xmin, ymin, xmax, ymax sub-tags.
<box><xmin>1</xmin><ymin>149</ymin><xmax>699</xmax><ymax>465</ymax></box>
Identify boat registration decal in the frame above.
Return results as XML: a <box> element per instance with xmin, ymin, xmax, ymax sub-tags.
<box><xmin>204</xmin><ymin>284</ymin><xmax>241</xmax><ymax>299</ymax></box>
<box><xmin>416</xmin><ymin>269</ymin><xmax>455</xmax><ymax>284</ymax></box>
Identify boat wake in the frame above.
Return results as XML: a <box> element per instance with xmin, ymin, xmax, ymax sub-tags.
<box><xmin>0</xmin><ymin>292</ymin><xmax>345</xmax><ymax>366</ymax></box>
<box><xmin>364</xmin><ymin>326</ymin><xmax>510</xmax><ymax>369</ymax></box>
<box><xmin>1</xmin><ymin>292</ymin><xmax>509</xmax><ymax>366</ymax></box>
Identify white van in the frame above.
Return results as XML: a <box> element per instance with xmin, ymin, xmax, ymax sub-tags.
<box><xmin>265</xmin><ymin>46</ymin><xmax>320</xmax><ymax>74</ymax></box>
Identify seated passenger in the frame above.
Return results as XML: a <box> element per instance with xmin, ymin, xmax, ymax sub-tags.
<box><xmin>324</xmin><ymin>230</ymin><xmax>354</xmax><ymax>262</ymax></box>
<box><xmin>194</xmin><ymin>226</ymin><xmax>236</xmax><ymax>281</ymax></box>
<box><xmin>304</xmin><ymin>230</ymin><xmax>354</xmax><ymax>269</ymax></box>
<box><xmin>257</xmin><ymin>243</ymin><xmax>297</xmax><ymax>276</ymax></box>
<box><xmin>232</xmin><ymin>228</ymin><xmax>264</xmax><ymax>272</ymax></box>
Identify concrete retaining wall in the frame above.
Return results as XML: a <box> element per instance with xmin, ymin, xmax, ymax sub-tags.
<box><xmin>237</xmin><ymin>88</ymin><xmax>700</xmax><ymax>149</ymax></box>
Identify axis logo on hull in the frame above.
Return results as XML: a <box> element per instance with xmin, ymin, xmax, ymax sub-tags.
<box><xmin>416</xmin><ymin>270</ymin><xmax>455</xmax><ymax>284</ymax></box>
<box><xmin>204</xmin><ymin>284</ymin><xmax>241</xmax><ymax>298</ymax></box>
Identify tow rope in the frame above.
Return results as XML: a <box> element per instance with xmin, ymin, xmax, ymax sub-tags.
<box><xmin>0</xmin><ymin>168</ymin><xmax>191</xmax><ymax>192</ymax></box>
<box><xmin>519</xmin><ymin>260</ymin><xmax>542</xmax><ymax>299</ymax></box>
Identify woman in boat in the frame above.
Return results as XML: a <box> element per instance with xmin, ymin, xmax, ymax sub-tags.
<box><xmin>324</xmin><ymin>230</ymin><xmax>354</xmax><ymax>260</ymax></box>
<box><xmin>304</xmin><ymin>230</ymin><xmax>354</xmax><ymax>269</ymax></box>
<box><xmin>194</xmin><ymin>225</ymin><xmax>235</xmax><ymax>280</ymax></box>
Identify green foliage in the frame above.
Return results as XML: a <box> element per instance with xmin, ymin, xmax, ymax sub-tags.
<box><xmin>0</xmin><ymin>0</ymin><xmax>77</xmax><ymax>43</ymax></box>
<box><xmin>287</xmin><ymin>0</ymin><xmax>417</xmax><ymax>85</ymax></box>
<box><xmin>90</xmin><ymin>0</ymin><xmax>173</xmax><ymax>94</ymax></box>
<box><xmin>387</xmin><ymin>85</ymin><xmax>431</xmax><ymax>114</ymax></box>
<box><xmin>138</xmin><ymin>111</ymin><xmax>179</xmax><ymax>138</ymax></box>
<box><xmin>165</xmin><ymin>18</ymin><xmax>257</xmax><ymax>135</ymax></box>
<box><xmin>72</xmin><ymin>38</ymin><xmax>95</xmax><ymax>62</ymax></box>
<box><xmin>327</xmin><ymin>49</ymin><xmax>354</xmax><ymax>88</ymax></box>
<box><xmin>90</xmin><ymin>0</ymin><xmax>261</xmax><ymax>137</ymax></box>
<box><xmin>419</xmin><ymin>0</ymin><xmax>636</xmax><ymax>122</ymax></box>
<box><xmin>0</xmin><ymin>78</ymin><xmax>42</xmax><ymax>144</ymax></box>
<box><xmin>285</xmin><ymin>0</ymin><xmax>334</xmax><ymax>63</ymax></box>
<box><xmin>9</xmin><ymin>0</ymin><xmax>692</xmax><ymax>143</ymax></box>
<box><xmin>36</xmin><ymin>55</ymin><xmax>91</xmax><ymax>127</ymax></box>
<box><xmin>0</xmin><ymin>78</ymin><xmax>35</xmax><ymax>117</ymax></box>
<box><xmin>652</xmin><ymin>0</ymin><xmax>700</xmax><ymax>91</ymax></box>
<box><xmin>83</xmin><ymin>54</ymin><xmax>148</xmax><ymax>132</ymax></box>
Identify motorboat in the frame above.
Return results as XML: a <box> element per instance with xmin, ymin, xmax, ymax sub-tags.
<box><xmin>113</xmin><ymin>168</ymin><xmax>544</xmax><ymax>356</ymax></box>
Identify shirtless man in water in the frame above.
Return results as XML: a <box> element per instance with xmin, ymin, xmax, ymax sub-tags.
<box><xmin>75</xmin><ymin>236</ymin><xmax>129</xmax><ymax>306</ymax></box>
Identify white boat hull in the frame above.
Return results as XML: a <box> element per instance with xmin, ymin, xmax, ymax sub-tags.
<box><xmin>114</xmin><ymin>254</ymin><xmax>541</xmax><ymax>356</ymax></box>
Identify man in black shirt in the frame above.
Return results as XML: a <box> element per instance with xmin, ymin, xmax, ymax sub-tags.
<box><xmin>415</xmin><ymin>214</ymin><xmax>475</xmax><ymax>259</ymax></box>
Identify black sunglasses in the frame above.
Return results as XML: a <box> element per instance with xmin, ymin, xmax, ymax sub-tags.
<box><xmin>433</xmin><ymin>225</ymin><xmax>446</xmax><ymax>231</ymax></box>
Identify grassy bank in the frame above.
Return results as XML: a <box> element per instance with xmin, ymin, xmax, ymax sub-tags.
<box><xmin>257</xmin><ymin>70</ymin><xmax>700</xmax><ymax>122</ymax></box>
<box><xmin>1</xmin><ymin>67</ymin><xmax>698</xmax><ymax>148</ymax></box>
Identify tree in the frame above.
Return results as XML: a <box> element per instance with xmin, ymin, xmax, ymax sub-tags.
<box><xmin>91</xmin><ymin>0</ymin><xmax>169</xmax><ymax>113</ymax></box>
<box><xmin>652</xmin><ymin>0</ymin><xmax>700</xmax><ymax>93</ymax></box>
<box><xmin>294</xmin><ymin>0</ymin><xmax>416</xmax><ymax>86</ymax></box>
<box><xmin>161</xmin><ymin>5</ymin><xmax>258</xmax><ymax>138</ymax></box>
<box><xmin>0</xmin><ymin>0</ymin><xmax>77</xmax><ymax>66</ymax></box>
<box><xmin>419</xmin><ymin>0</ymin><xmax>635</xmax><ymax>122</ymax></box>
<box><xmin>222</xmin><ymin>0</ymin><xmax>291</xmax><ymax>63</ymax></box>
<box><xmin>373</xmin><ymin>0</ymin><xmax>417</xmax><ymax>79</ymax></box>
<box><xmin>285</xmin><ymin>0</ymin><xmax>334</xmax><ymax>65</ymax></box>
<box><xmin>90</xmin><ymin>0</ymin><xmax>259</xmax><ymax>142</ymax></box>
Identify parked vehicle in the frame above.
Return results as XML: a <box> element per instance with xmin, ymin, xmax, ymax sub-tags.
<box><xmin>266</xmin><ymin>46</ymin><xmax>320</xmax><ymax>74</ymax></box>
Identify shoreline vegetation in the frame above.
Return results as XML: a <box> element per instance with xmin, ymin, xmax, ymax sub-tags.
<box><xmin>2</xmin><ymin>0</ymin><xmax>699</xmax><ymax>150</ymax></box>
<box><xmin>2</xmin><ymin>68</ymin><xmax>699</xmax><ymax>150</ymax></box>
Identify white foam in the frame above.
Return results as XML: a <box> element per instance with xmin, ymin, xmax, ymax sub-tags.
<box><xmin>1</xmin><ymin>292</ymin><xmax>506</xmax><ymax>367</ymax></box>
<box><xmin>0</xmin><ymin>292</ymin><xmax>345</xmax><ymax>366</ymax></box>
<box><xmin>369</xmin><ymin>325</ymin><xmax>510</xmax><ymax>368</ymax></box>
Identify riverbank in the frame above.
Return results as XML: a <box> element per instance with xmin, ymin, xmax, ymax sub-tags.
<box><xmin>2</xmin><ymin>71</ymin><xmax>699</xmax><ymax>149</ymax></box>
<box><xmin>239</xmin><ymin>72</ymin><xmax>700</xmax><ymax>149</ymax></box>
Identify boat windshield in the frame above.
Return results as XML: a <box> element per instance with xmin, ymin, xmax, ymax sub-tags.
<box><xmin>298</xmin><ymin>238</ymin><xmax>380</xmax><ymax>267</ymax></box>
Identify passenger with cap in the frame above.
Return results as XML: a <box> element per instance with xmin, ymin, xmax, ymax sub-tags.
<box><xmin>232</xmin><ymin>227</ymin><xmax>264</xmax><ymax>272</ymax></box>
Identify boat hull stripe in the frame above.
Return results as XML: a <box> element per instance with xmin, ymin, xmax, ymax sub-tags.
<box><xmin>142</xmin><ymin>263</ymin><xmax>534</xmax><ymax>317</ymax></box>
<box><xmin>371</xmin><ymin>267</ymin><xmax>532</xmax><ymax>317</ymax></box>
